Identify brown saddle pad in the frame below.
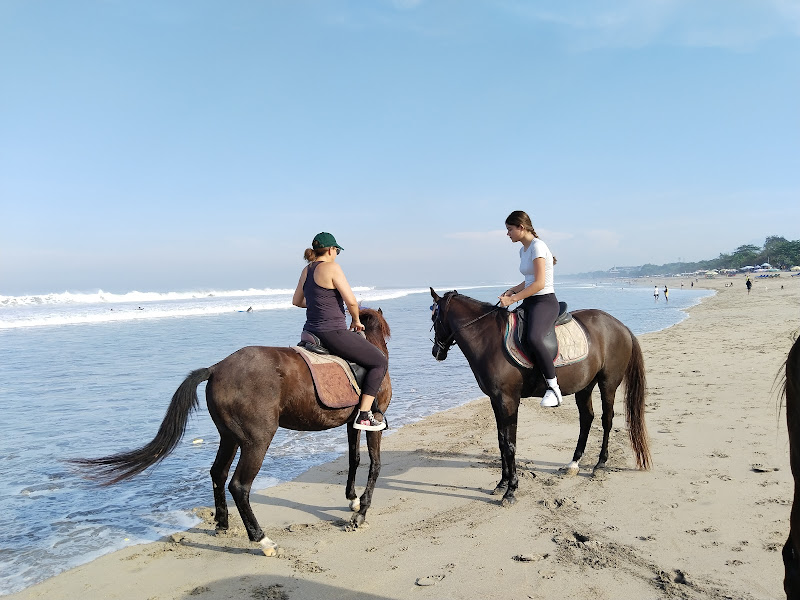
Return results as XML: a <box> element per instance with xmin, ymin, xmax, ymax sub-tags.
<box><xmin>292</xmin><ymin>346</ymin><xmax>361</xmax><ymax>409</ymax></box>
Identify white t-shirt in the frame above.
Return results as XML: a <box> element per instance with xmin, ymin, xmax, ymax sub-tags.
<box><xmin>519</xmin><ymin>238</ymin><xmax>554</xmax><ymax>295</ymax></box>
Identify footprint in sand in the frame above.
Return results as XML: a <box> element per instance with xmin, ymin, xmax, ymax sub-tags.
<box><xmin>539</xmin><ymin>571</ymin><xmax>556</xmax><ymax>579</ymax></box>
<box><xmin>513</xmin><ymin>553</ymin><xmax>549</xmax><ymax>562</ymax></box>
<box><xmin>415</xmin><ymin>575</ymin><xmax>445</xmax><ymax>586</ymax></box>
<box><xmin>751</xmin><ymin>464</ymin><xmax>780</xmax><ymax>472</ymax></box>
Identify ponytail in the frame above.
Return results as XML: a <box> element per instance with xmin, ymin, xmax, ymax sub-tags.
<box><xmin>303</xmin><ymin>247</ymin><xmax>327</xmax><ymax>263</ymax></box>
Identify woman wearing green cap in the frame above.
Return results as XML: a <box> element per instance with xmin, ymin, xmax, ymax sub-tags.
<box><xmin>292</xmin><ymin>232</ymin><xmax>388</xmax><ymax>431</ymax></box>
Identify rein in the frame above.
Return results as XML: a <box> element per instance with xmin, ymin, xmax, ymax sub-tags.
<box><xmin>432</xmin><ymin>292</ymin><xmax>502</xmax><ymax>355</ymax></box>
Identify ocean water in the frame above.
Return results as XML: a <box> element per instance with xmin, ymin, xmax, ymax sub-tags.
<box><xmin>0</xmin><ymin>281</ymin><xmax>711</xmax><ymax>595</ymax></box>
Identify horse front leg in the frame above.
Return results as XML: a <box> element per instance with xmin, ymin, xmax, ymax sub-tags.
<box><xmin>351</xmin><ymin>429</ymin><xmax>383</xmax><ymax>528</ymax></box>
<box><xmin>345</xmin><ymin>424</ymin><xmax>361</xmax><ymax>513</ymax></box>
<box><xmin>564</xmin><ymin>385</ymin><xmax>595</xmax><ymax>477</ymax></box>
<box><xmin>491</xmin><ymin>396</ymin><xmax>519</xmax><ymax>507</ymax></box>
<box><xmin>209</xmin><ymin>433</ymin><xmax>239</xmax><ymax>530</ymax></box>
<box><xmin>491</xmin><ymin>451</ymin><xmax>510</xmax><ymax>496</ymax></box>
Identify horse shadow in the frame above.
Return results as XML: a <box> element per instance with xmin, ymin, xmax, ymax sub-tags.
<box><xmin>245</xmin><ymin>448</ymin><xmax>621</xmax><ymax>525</ymax></box>
<box><xmin>177</xmin><ymin>574</ymin><xmax>395</xmax><ymax>600</ymax></box>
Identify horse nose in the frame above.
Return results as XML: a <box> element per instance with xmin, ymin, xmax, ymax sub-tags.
<box><xmin>431</xmin><ymin>345</ymin><xmax>446</xmax><ymax>361</ymax></box>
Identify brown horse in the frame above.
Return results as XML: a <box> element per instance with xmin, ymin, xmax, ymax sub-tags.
<box><xmin>430</xmin><ymin>289</ymin><xmax>650</xmax><ymax>506</ymax></box>
<box><xmin>783</xmin><ymin>335</ymin><xmax>800</xmax><ymax>598</ymax></box>
<box><xmin>75</xmin><ymin>308</ymin><xmax>392</xmax><ymax>555</ymax></box>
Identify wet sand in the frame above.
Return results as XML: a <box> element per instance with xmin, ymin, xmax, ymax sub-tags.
<box><xmin>9</xmin><ymin>275</ymin><xmax>800</xmax><ymax>600</ymax></box>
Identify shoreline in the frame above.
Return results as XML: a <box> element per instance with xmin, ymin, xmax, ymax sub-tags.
<box><xmin>7</xmin><ymin>276</ymin><xmax>800</xmax><ymax>599</ymax></box>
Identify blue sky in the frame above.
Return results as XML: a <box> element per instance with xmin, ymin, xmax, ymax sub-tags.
<box><xmin>1</xmin><ymin>1</ymin><xmax>799</xmax><ymax>294</ymax></box>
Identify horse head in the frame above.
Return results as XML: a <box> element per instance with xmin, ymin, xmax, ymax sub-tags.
<box><xmin>360</xmin><ymin>307</ymin><xmax>391</xmax><ymax>354</ymax></box>
<box><xmin>430</xmin><ymin>288</ymin><xmax>457</xmax><ymax>361</ymax></box>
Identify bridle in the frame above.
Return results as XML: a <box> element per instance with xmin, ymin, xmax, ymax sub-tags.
<box><xmin>431</xmin><ymin>291</ymin><xmax>502</xmax><ymax>358</ymax></box>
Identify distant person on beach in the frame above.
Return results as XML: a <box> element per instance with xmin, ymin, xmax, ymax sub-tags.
<box><xmin>292</xmin><ymin>232</ymin><xmax>387</xmax><ymax>431</ymax></box>
<box><xmin>246</xmin><ymin>307</ymin><xmax>253</xmax><ymax>313</ymax></box>
<box><xmin>664</xmin><ymin>286</ymin><xmax>669</xmax><ymax>301</ymax></box>
<box><xmin>746</xmin><ymin>278</ymin><xmax>752</xmax><ymax>294</ymax></box>
<box><xmin>499</xmin><ymin>210</ymin><xmax>562</xmax><ymax>408</ymax></box>
<box><xmin>654</xmin><ymin>286</ymin><xmax>659</xmax><ymax>301</ymax></box>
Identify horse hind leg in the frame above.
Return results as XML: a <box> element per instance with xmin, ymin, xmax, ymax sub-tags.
<box><xmin>564</xmin><ymin>385</ymin><xmax>596</xmax><ymax>477</ymax></box>
<box><xmin>228</xmin><ymin>433</ymin><xmax>278</xmax><ymax>555</ymax></box>
<box><xmin>594</xmin><ymin>380</ymin><xmax>617</xmax><ymax>474</ymax></box>
<box><xmin>210</xmin><ymin>433</ymin><xmax>238</xmax><ymax>531</ymax></box>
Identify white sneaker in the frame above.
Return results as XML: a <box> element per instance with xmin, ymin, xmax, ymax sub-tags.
<box><xmin>541</xmin><ymin>388</ymin><xmax>562</xmax><ymax>408</ymax></box>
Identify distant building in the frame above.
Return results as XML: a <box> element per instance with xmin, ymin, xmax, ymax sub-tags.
<box><xmin>608</xmin><ymin>266</ymin><xmax>640</xmax><ymax>276</ymax></box>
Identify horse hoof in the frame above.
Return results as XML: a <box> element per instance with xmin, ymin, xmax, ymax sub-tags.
<box><xmin>260</xmin><ymin>539</ymin><xmax>278</xmax><ymax>557</ymax></box>
<box><xmin>351</xmin><ymin>513</ymin><xmax>365</xmax><ymax>528</ymax></box>
<box><xmin>349</xmin><ymin>498</ymin><xmax>361</xmax><ymax>512</ymax></box>
<box><xmin>561</xmin><ymin>461</ymin><xmax>580</xmax><ymax>477</ymax></box>
<box><xmin>491</xmin><ymin>484</ymin><xmax>508</xmax><ymax>496</ymax></box>
<box><xmin>501</xmin><ymin>495</ymin><xmax>517</xmax><ymax>507</ymax></box>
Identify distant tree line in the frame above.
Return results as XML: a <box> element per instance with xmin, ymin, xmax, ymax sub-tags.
<box><xmin>577</xmin><ymin>236</ymin><xmax>800</xmax><ymax>278</ymax></box>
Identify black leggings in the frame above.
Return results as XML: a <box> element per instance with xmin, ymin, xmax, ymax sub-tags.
<box><xmin>313</xmin><ymin>329</ymin><xmax>388</xmax><ymax>398</ymax></box>
<box><xmin>522</xmin><ymin>293</ymin><xmax>559</xmax><ymax>380</ymax></box>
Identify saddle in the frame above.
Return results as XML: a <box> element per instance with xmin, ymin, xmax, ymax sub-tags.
<box><xmin>294</xmin><ymin>331</ymin><xmax>367</xmax><ymax>409</ymax></box>
<box><xmin>504</xmin><ymin>302</ymin><xmax>589</xmax><ymax>370</ymax></box>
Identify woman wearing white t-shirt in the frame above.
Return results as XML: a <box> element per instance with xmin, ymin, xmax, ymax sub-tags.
<box><xmin>498</xmin><ymin>210</ymin><xmax>562</xmax><ymax>408</ymax></box>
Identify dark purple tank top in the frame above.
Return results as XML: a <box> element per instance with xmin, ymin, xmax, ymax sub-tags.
<box><xmin>303</xmin><ymin>261</ymin><xmax>346</xmax><ymax>333</ymax></box>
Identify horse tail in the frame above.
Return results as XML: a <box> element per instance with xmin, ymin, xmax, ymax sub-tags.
<box><xmin>785</xmin><ymin>336</ymin><xmax>800</xmax><ymax>478</ymax></box>
<box><xmin>624</xmin><ymin>330</ymin><xmax>651</xmax><ymax>470</ymax></box>
<box><xmin>73</xmin><ymin>368</ymin><xmax>212</xmax><ymax>484</ymax></box>
<box><xmin>783</xmin><ymin>336</ymin><xmax>800</xmax><ymax>590</ymax></box>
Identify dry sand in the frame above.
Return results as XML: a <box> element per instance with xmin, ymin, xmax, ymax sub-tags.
<box><xmin>9</xmin><ymin>275</ymin><xmax>800</xmax><ymax>600</ymax></box>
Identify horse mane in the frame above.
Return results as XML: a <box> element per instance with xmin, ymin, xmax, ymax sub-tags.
<box><xmin>449</xmin><ymin>291</ymin><xmax>508</xmax><ymax>326</ymax></box>
<box><xmin>360</xmin><ymin>307</ymin><xmax>391</xmax><ymax>351</ymax></box>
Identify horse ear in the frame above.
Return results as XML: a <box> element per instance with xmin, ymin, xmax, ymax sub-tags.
<box><xmin>430</xmin><ymin>287</ymin><xmax>440</xmax><ymax>301</ymax></box>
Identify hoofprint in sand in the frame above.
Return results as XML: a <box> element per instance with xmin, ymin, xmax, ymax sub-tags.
<box><xmin>8</xmin><ymin>277</ymin><xmax>800</xmax><ymax>600</ymax></box>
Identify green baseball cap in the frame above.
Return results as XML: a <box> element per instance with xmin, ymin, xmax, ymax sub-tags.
<box><xmin>312</xmin><ymin>232</ymin><xmax>343</xmax><ymax>251</ymax></box>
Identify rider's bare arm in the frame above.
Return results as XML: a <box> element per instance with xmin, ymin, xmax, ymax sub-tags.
<box><xmin>330</xmin><ymin>265</ymin><xmax>363</xmax><ymax>331</ymax></box>
<box><xmin>292</xmin><ymin>267</ymin><xmax>308</xmax><ymax>308</ymax></box>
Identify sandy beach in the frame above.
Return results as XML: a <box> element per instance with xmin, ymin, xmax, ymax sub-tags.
<box><xmin>8</xmin><ymin>275</ymin><xmax>800</xmax><ymax>600</ymax></box>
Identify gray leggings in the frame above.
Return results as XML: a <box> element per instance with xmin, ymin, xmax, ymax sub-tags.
<box><xmin>312</xmin><ymin>328</ymin><xmax>388</xmax><ymax>398</ymax></box>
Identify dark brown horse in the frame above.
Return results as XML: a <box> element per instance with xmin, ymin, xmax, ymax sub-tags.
<box><xmin>783</xmin><ymin>335</ymin><xmax>800</xmax><ymax>598</ymax></box>
<box><xmin>430</xmin><ymin>289</ymin><xmax>650</xmax><ymax>506</ymax></box>
<box><xmin>76</xmin><ymin>308</ymin><xmax>392</xmax><ymax>555</ymax></box>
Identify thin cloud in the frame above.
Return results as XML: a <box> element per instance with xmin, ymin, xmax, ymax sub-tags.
<box><xmin>584</xmin><ymin>229</ymin><xmax>621</xmax><ymax>247</ymax></box>
<box><xmin>499</xmin><ymin>0</ymin><xmax>800</xmax><ymax>49</ymax></box>
<box><xmin>445</xmin><ymin>230</ymin><xmax>507</xmax><ymax>241</ymax></box>
<box><xmin>536</xmin><ymin>229</ymin><xmax>575</xmax><ymax>243</ymax></box>
<box><xmin>445</xmin><ymin>229</ymin><xmax>575</xmax><ymax>243</ymax></box>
